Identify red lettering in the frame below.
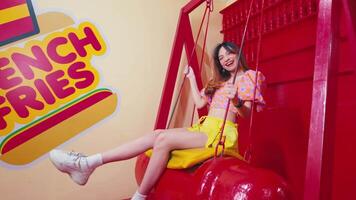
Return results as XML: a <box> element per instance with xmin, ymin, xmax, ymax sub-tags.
<box><xmin>68</xmin><ymin>62</ymin><xmax>95</xmax><ymax>89</ymax></box>
<box><xmin>6</xmin><ymin>86</ymin><xmax>44</xmax><ymax>118</ymax></box>
<box><xmin>46</xmin><ymin>70</ymin><xmax>75</xmax><ymax>99</ymax></box>
<box><xmin>0</xmin><ymin>57</ymin><xmax>22</xmax><ymax>90</ymax></box>
<box><xmin>12</xmin><ymin>46</ymin><xmax>53</xmax><ymax>80</ymax></box>
<box><xmin>47</xmin><ymin>37</ymin><xmax>77</xmax><ymax>64</ymax></box>
<box><xmin>68</xmin><ymin>27</ymin><xmax>102</xmax><ymax>57</ymax></box>
<box><xmin>34</xmin><ymin>79</ymin><xmax>56</xmax><ymax>105</ymax></box>
<box><xmin>0</xmin><ymin>96</ymin><xmax>11</xmax><ymax>130</ymax></box>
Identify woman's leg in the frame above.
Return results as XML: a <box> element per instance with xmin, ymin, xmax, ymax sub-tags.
<box><xmin>137</xmin><ymin>129</ymin><xmax>207</xmax><ymax>195</ymax></box>
<box><xmin>102</xmin><ymin>128</ymin><xmax>187</xmax><ymax>163</ymax></box>
<box><xmin>49</xmin><ymin>128</ymin><xmax>188</xmax><ymax>185</ymax></box>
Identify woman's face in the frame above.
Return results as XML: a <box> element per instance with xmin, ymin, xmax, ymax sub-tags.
<box><xmin>218</xmin><ymin>46</ymin><xmax>238</xmax><ymax>72</ymax></box>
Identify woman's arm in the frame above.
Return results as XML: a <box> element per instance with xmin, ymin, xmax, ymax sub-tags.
<box><xmin>226</xmin><ymin>82</ymin><xmax>252</xmax><ymax>118</ymax></box>
<box><xmin>235</xmin><ymin>101</ymin><xmax>251</xmax><ymax>118</ymax></box>
<box><xmin>184</xmin><ymin>66</ymin><xmax>208</xmax><ymax>109</ymax></box>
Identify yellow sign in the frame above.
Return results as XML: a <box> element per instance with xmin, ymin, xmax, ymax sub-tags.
<box><xmin>0</xmin><ymin>22</ymin><xmax>117</xmax><ymax>165</ymax></box>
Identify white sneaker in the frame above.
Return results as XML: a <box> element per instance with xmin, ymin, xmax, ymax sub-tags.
<box><xmin>49</xmin><ymin>149</ymin><xmax>94</xmax><ymax>185</ymax></box>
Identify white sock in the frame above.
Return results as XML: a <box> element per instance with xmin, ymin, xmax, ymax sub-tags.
<box><xmin>131</xmin><ymin>190</ymin><xmax>147</xmax><ymax>200</ymax></box>
<box><xmin>86</xmin><ymin>153</ymin><xmax>103</xmax><ymax>169</ymax></box>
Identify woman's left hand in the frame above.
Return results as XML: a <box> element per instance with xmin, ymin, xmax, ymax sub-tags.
<box><xmin>225</xmin><ymin>82</ymin><xmax>238</xmax><ymax>99</ymax></box>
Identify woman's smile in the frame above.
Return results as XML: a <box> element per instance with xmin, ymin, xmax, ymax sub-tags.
<box><xmin>218</xmin><ymin>47</ymin><xmax>238</xmax><ymax>72</ymax></box>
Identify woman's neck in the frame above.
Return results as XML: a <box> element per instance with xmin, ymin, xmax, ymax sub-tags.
<box><xmin>228</xmin><ymin>69</ymin><xmax>245</xmax><ymax>82</ymax></box>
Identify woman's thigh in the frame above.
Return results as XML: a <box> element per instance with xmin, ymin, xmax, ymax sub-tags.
<box><xmin>157</xmin><ymin>130</ymin><xmax>208</xmax><ymax>150</ymax></box>
<box><xmin>154</xmin><ymin>127</ymin><xmax>187</xmax><ymax>133</ymax></box>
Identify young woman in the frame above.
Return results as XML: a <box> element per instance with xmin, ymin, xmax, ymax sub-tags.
<box><xmin>49</xmin><ymin>42</ymin><xmax>265</xmax><ymax>200</ymax></box>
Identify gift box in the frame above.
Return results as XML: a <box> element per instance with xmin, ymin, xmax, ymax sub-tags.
<box><xmin>0</xmin><ymin>0</ymin><xmax>39</xmax><ymax>46</ymax></box>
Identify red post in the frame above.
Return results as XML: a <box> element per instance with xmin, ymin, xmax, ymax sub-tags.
<box><xmin>303</xmin><ymin>0</ymin><xmax>340</xmax><ymax>199</ymax></box>
<box><xmin>342</xmin><ymin>0</ymin><xmax>356</xmax><ymax>64</ymax></box>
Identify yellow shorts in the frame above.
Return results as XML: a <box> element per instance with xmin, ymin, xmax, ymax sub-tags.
<box><xmin>188</xmin><ymin>116</ymin><xmax>238</xmax><ymax>149</ymax></box>
<box><xmin>145</xmin><ymin>116</ymin><xmax>243</xmax><ymax>169</ymax></box>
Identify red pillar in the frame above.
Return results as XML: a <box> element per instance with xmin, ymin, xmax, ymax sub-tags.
<box><xmin>303</xmin><ymin>0</ymin><xmax>340</xmax><ymax>199</ymax></box>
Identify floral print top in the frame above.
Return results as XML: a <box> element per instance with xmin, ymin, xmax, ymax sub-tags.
<box><xmin>202</xmin><ymin>70</ymin><xmax>266</xmax><ymax>113</ymax></box>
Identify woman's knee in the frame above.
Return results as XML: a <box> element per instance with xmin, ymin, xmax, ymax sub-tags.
<box><xmin>138</xmin><ymin>129</ymin><xmax>164</xmax><ymax>147</ymax></box>
<box><xmin>152</xmin><ymin>129</ymin><xmax>164</xmax><ymax>136</ymax></box>
<box><xmin>153</xmin><ymin>133</ymin><xmax>173</xmax><ymax>152</ymax></box>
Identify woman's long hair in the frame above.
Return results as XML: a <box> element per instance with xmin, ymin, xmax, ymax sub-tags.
<box><xmin>205</xmin><ymin>42</ymin><xmax>249</xmax><ymax>97</ymax></box>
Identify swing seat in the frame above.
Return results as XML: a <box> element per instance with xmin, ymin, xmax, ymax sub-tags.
<box><xmin>135</xmin><ymin>154</ymin><xmax>290</xmax><ymax>200</ymax></box>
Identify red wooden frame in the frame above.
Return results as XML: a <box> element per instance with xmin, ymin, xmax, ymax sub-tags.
<box><xmin>154</xmin><ymin>0</ymin><xmax>208</xmax><ymax>130</ymax></box>
<box><xmin>303</xmin><ymin>0</ymin><xmax>340</xmax><ymax>199</ymax></box>
<box><xmin>152</xmin><ymin>0</ymin><xmax>356</xmax><ymax>199</ymax></box>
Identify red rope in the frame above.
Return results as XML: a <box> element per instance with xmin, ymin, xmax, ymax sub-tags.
<box><xmin>244</xmin><ymin>0</ymin><xmax>266</xmax><ymax>163</ymax></box>
<box><xmin>190</xmin><ymin>0</ymin><xmax>213</xmax><ymax>126</ymax></box>
<box><xmin>167</xmin><ymin>0</ymin><xmax>213</xmax><ymax>129</ymax></box>
<box><xmin>214</xmin><ymin>0</ymin><xmax>256</xmax><ymax>158</ymax></box>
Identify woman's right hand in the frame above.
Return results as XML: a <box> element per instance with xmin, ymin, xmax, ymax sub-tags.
<box><xmin>225</xmin><ymin>82</ymin><xmax>238</xmax><ymax>100</ymax></box>
<box><xmin>183</xmin><ymin>65</ymin><xmax>207</xmax><ymax>108</ymax></box>
<box><xmin>183</xmin><ymin>65</ymin><xmax>195</xmax><ymax>79</ymax></box>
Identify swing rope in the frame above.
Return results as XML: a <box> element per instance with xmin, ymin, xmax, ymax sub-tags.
<box><xmin>167</xmin><ymin>0</ymin><xmax>264</xmax><ymax>162</ymax></box>
<box><xmin>244</xmin><ymin>0</ymin><xmax>266</xmax><ymax>162</ymax></box>
<box><xmin>189</xmin><ymin>0</ymin><xmax>213</xmax><ymax>126</ymax></box>
<box><xmin>214</xmin><ymin>0</ymin><xmax>258</xmax><ymax>158</ymax></box>
<box><xmin>167</xmin><ymin>0</ymin><xmax>213</xmax><ymax>129</ymax></box>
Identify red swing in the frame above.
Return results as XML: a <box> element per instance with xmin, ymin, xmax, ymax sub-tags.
<box><xmin>135</xmin><ymin>0</ymin><xmax>289</xmax><ymax>199</ymax></box>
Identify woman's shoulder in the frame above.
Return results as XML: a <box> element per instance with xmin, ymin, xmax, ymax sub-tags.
<box><xmin>237</xmin><ymin>70</ymin><xmax>267</xmax><ymax>111</ymax></box>
<box><xmin>244</xmin><ymin>69</ymin><xmax>264</xmax><ymax>76</ymax></box>
<box><xmin>235</xmin><ymin>70</ymin><xmax>266</xmax><ymax>89</ymax></box>
<box><xmin>243</xmin><ymin>70</ymin><xmax>265</xmax><ymax>82</ymax></box>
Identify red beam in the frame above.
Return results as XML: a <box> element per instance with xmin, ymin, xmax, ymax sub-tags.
<box><xmin>154</xmin><ymin>0</ymin><xmax>208</xmax><ymax>129</ymax></box>
<box><xmin>183</xmin><ymin>0</ymin><xmax>206</xmax><ymax>13</ymax></box>
<box><xmin>182</xmin><ymin>13</ymin><xmax>207</xmax><ymax>118</ymax></box>
<box><xmin>154</xmin><ymin>11</ymin><xmax>185</xmax><ymax>129</ymax></box>
<box><xmin>303</xmin><ymin>0</ymin><xmax>340</xmax><ymax>199</ymax></box>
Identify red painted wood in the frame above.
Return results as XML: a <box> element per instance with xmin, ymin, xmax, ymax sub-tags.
<box><xmin>182</xmin><ymin>13</ymin><xmax>207</xmax><ymax>119</ymax></box>
<box><xmin>139</xmin><ymin>0</ymin><xmax>356</xmax><ymax>199</ymax></box>
<box><xmin>342</xmin><ymin>0</ymin><xmax>356</xmax><ymax>63</ymax></box>
<box><xmin>183</xmin><ymin>0</ymin><xmax>206</xmax><ymax>13</ymax></box>
<box><xmin>154</xmin><ymin>0</ymin><xmax>208</xmax><ymax>130</ymax></box>
<box><xmin>138</xmin><ymin>1</ymin><xmax>289</xmax><ymax>200</ymax></box>
<box><xmin>221</xmin><ymin>1</ymin><xmax>318</xmax><ymax>197</ymax></box>
<box><xmin>154</xmin><ymin>11</ymin><xmax>185</xmax><ymax>129</ymax></box>
<box><xmin>221</xmin><ymin>0</ymin><xmax>356</xmax><ymax>199</ymax></box>
<box><xmin>303</xmin><ymin>0</ymin><xmax>340</xmax><ymax>199</ymax></box>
